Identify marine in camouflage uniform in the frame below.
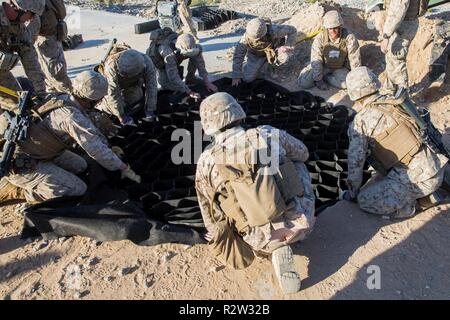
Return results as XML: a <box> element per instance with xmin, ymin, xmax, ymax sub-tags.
<box><xmin>346</xmin><ymin>67</ymin><xmax>448</xmax><ymax>218</ymax></box>
<box><xmin>380</xmin><ymin>0</ymin><xmax>426</xmax><ymax>94</ymax></box>
<box><xmin>34</xmin><ymin>0</ymin><xmax>73</xmax><ymax>92</ymax></box>
<box><xmin>0</xmin><ymin>0</ymin><xmax>46</xmax><ymax>110</ymax></box>
<box><xmin>298</xmin><ymin>10</ymin><xmax>361</xmax><ymax>90</ymax></box>
<box><xmin>231</xmin><ymin>18</ymin><xmax>297</xmax><ymax>84</ymax></box>
<box><xmin>0</xmin><ymin>71</ymin><xmax>140</xmax><ymax>204</ymax></box>
<box><xmin>96</xmin><ymin>47</ymin><xmax>158</xmax><ymax>123</ymax></box>
<box><xmin>195</xmin><ymin>92</ymin><xmax>315</xmax><ymax>294</ymax></box>
<box><xmin>148</xmin><ymin>32</ymin><xmax>216</xmax><ymax>99</ymax></box>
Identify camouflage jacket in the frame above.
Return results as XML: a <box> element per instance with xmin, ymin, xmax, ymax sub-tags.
<box><xmin>0</xmin><ymin>6</ymin><xmax>30</xmax><ymax>51</ymax></box>
<box><xmin>0</xmin><ymin>7</ymin><xmax>45</xmax><ymax>93</ymax></box>
<box><xmin>347</xmin><ymin>95</ymin><xmax>448</xmax><ymax>195</ymax></box>
<box><xmin>102</xmin><ymin>50</ymin><xmax>158</xmax><ymax>118</ymax></box>
<box><xmin>42</xmin><ymin>94</ymin><xmax>124</xmax><ymax>171</ymax></box>
<box><xmin>310</xmin><ymin>28</ymin><xmax>361</xmax><ymax>82</ymax></box>
<box><xmin>158</xmin><ymin>41</ymin><xmax>208</xmax><ymax>93</ymax></box>
<box><xmin>232</xmin><ymin>24</ymin><xmax>297</xmax><ymax>79</ymax></box>
<box><xmin>195</xmin><ymin>125</ymin><xmax>316</xmax><ymax>251</ymax></box>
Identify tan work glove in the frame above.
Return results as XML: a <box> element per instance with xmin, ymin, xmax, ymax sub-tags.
<box><xmin>121</xmin><ymin>165</ymin><xmax>141</xmax><ymax>183</ymax></box>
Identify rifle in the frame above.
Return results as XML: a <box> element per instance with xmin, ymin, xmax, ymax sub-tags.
<box><xmin>0</xmin><ymin>90</ymin><xmax>33</xmax><ymax>178</ymax></box>
<box><xmin>101</xmin><ymin>38</ymin><xmax>117</xmax><ymax>66</ymax></box>
<box><xmin>395</xmin><ymin>88</ymin><xmax>450</xmax><ymax>160</ymax></box>
<box><xmin>95</xmin><ymin>38</ymin><xmax>117</xmax><ymax>74</ymax></box>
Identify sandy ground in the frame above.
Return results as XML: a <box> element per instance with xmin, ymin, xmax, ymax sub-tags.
<box><xmin>3</xmin><ymin>6</ymin><xmax>450</xmax><ymax>299</ymax></box>
<box><xmin>2</xmin><ymin>200</ymin><xmax>450</xmax><ymax>299</ymax></box>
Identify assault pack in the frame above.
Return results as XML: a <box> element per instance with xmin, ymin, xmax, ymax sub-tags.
<box><xmin>208</xmin><ymin>128</ymin><xmax>304</xmax><ymax>268</ymax></box>
<box><xmin>146</xmin><ymin>28</ymin><xmax>178</xmax><ymax>69</ymax></box>
<box><xmin>211</xmin><ymin>128</ymin><xmax>304</xmax><ymax>233</ymax></box>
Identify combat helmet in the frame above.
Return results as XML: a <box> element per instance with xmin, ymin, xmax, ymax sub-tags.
<box><xmin>200</xmin><ymin>92</ymin><xmax>246</xmax><ymax>135</ymax></box>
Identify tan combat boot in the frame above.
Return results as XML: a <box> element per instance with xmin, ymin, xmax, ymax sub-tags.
<box><xmin>0</xmin><ymin>179</ymin><xmax>26</xmax><ymax>205</ymax></box>
<box><xmin>271</xmin><ymin>245</ymin><xmax>301</xmax><ymax>295</ymax></box>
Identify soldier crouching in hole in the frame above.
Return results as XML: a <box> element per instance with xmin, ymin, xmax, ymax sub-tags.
<box><xmin>195</xmin><ymin>92</ymin><xmax>316</xmax><ymax>294</ymax></box>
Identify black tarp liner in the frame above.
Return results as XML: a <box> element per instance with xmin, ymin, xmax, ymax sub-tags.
<box><xmin>22</xmin><ymin>78</ymin><xmax>370</xmax><ymax>245</ymax></box>
<box><xmin>21</xmin><ymin>158</ymin><xmax>204</xmax><ymax>245</ymax></box>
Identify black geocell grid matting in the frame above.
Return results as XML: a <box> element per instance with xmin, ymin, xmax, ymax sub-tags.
<box><xmin>110</xmin><ymin>78</ymin><xmax>371</xmax><ymax>221</ymax></box>
<box><xmin>191</xmin><ymin>7</ymin><xmax>238</xmax><ymax>30</ymax></box>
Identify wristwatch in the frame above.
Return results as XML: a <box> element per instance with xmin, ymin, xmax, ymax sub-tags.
<box><xmin>382</xmin><ymin>33</ymin><xmax>390</xmax><ymax>39</ymax></box>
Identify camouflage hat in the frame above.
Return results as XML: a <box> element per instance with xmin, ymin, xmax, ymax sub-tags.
<box><xmin>11</xmin><ymin>0</ymin><xmax>45</xmax><ymax>15</ymax></box>
<box><xmin>246</xmin><ymin>18</ymin><xmax>268</xmax><ymax>39</ymax></box>
<box><xmin>200</xmin><ymin>92</ymin><xmax>246</xmax><ymax>135</ymax></box>
<box><xmin>323</xmin><ymin>10</ymin><xmax>343</xmax><ymax>29</ymax></box>
<box><xmin>73</xmin><ymin>71</ymin><xmax>108</xmax><ymax>101</ymax></box>
<box><xmin>117</xmin><ymin>49</ymin><xmax>145</xmax><ymax>78</ymax></box>
<box><xmin>175</xmin><ymin>34</ymin><xmax>201</xmax><ymax>57</ymax></box>
<box><xmin>346</xmin><ymin>66</ymin><xmax>380</xmax><ymax>101</ymax></box>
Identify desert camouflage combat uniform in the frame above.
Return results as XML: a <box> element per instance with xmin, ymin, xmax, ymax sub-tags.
<box><xmin>34</xmin><ymin>0</ymin><xmax>72</xmax><ymax>92</ymax></box>
<box><xmin>0</xmin><ymin>5</ymin><xmax>46</xmax><ymax>110</ymax></box>
<box><xmin>347</xmin><ymin>95</ymin><xmax>448</xmax><ymax>217</ymax></box>
<box><xmin>97</xmin><ymin>49</ymin><xmax>158</xmax><ymax>120</ymax></box>
<box><xmin>298</xmin><ymin>28</ymin><xmax>361</xmax><ymax>89</ymax></box>
<box><xmin>196</xmin><ymin>125</ymin><xmax>316</xmax><ymax>252</ymax></box>
<box><xmin>232</xmin><ymin>24</ymin><xmax>297</xmax><ymax>82</ymax></box>
<box><xmin>0</xmin><ymin>94</ymin><xmax>125</xmax><ymax>202</ymax></box>
<box><xmin>381</xmin><ymin>0</ymin><xmax>424</xmax><ymax>93</ymax></box>
<box><xmin>156</xmin><ymin>38</ymin><xmax>208</xmax><ymax>93</ymax></box>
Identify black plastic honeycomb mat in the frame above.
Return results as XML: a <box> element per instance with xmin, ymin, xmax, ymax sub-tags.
<box><xmin>21</xmin><ymin>78</ymin><xmax>370</xmax><ymax>245</ymax></box>
<box><xmin>21</xmin><ymin>158</ymin><xmax>204</xmax><ymax>245</ymax></box>
<box><xmin>191</xmin><ymin>6</ymin><xmax>238</xmax><ymax>30</ymax></box>
<box><xmin>134</xmin><ymin>6</ymin><xmax>238</xmax><ymax>34</ymax></box>
<box><xmin>114</xmin><ymin>78</ymin><xmax>370</xmax><ymax>211</ymax></box>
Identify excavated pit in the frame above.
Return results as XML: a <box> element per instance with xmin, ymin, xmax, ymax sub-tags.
<box><xmin>111</xmin><ymin>78</ymin><xmax>371</xmax><ymax>218</ymax></box>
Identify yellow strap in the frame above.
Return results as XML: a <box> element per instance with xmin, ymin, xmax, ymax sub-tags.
<box><xmin>0</xmin><ymin>85</ymin><xmax>19</xmax><ymax>99</ymax></box>
<box><xmin>297</xmin><ymin>28</ymin><xmax>323</xmax><ymax>44</ymax></box>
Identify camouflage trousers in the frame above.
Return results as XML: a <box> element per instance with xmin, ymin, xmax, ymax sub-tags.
<box><xmin>242</xmin><ymin>53</ymin><xmax>268</xmax><ymax>83</ymax></box>
<box><xmin>157</xmin><ymin>61</ymin><xmax>198</xmax><ymax>92</ymax></box>
<box><xmin>242</xmin><ymin>162</ymin><xmax>316</xmax><ymax>253</ymax></box>
<box><xmin>2</xmin><ymin>150</ymin><xmax>88</xmax><ymax>203</ymax></box>
<box><xmin>383</xmin><ymin>20</ymin><xmax>419</xmax><ymax>94</ymax></box>
<box><xmin>18</xmin><ymin>43</ymin><xmax>46</xmax><ymax>94</ymax></box>
<box><xmin>357</xmin><ymin>167</ymin><xmax>445</xmax><ymax>217</ymax></box>
<box><xmin>243</xmin><ymin>52</ymin><xmax>294</xmax><ymax>83</ymax></box>
<box><xmin>298</xmin><ymin>64</ymin><xmax>349</xmax><ymax>89</ymax></box>
<box><xmin>36</xmin><ymin>35</ymin><xmax>73</xmax><ymax>92</ymax></box>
